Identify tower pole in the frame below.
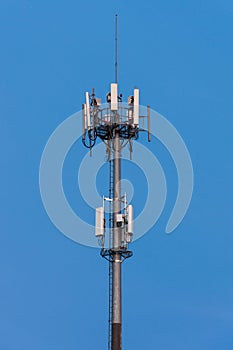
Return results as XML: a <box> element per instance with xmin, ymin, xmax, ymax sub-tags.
<box><xmin>112</xmin><ymin>15</ymin><xmax>122</xmax><ymax>349</ymax></box>
<box><xmin>112</xmin><ymin>130</ymin><xmax>122</xmax><ymax>350</ymax></box>
<box><xmin>84</xmin><ymin>16</ymin><xmax>146</xmax><ymax>350</ymax></box>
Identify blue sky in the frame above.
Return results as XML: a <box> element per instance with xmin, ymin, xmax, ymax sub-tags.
<box><xmin>1</xmin><ymin>0</ymin><xmax>233</xmax><ymax>349</ymax></box>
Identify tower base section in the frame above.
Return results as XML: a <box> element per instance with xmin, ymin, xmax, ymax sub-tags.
<box><xmin>112</xmin><ymin>323</ymin><xmax>122</xmax><ymax>350</ymax></box>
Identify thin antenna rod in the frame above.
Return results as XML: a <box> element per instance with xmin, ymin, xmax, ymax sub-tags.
<box><xmin>115</xmin><ymin>14</ymin><xmax>118</xmax><ymax>84</ymax></box>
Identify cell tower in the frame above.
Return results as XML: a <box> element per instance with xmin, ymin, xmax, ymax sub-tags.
<box><xmin>82</xmin><ymin>16</ymin><xmax>150</xmax><ymax>350</ymax></box>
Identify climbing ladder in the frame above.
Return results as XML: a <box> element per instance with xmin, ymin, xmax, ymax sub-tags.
<box><xmin>108</xmin><ymin>157</ymin><xmax>114</xmax><ymax>350</ymax></box>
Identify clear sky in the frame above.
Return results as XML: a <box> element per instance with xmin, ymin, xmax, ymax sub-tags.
<box><xmin>1</xmin><ymin>0</ymin><xmax>233</xmax><ymax>349</ymax></box>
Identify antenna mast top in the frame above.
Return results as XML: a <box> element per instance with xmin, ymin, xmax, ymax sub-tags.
<box><xmin>115</xmin><ymin>14</ymin><xmax>118</xmax><ymax>84</ymax></box>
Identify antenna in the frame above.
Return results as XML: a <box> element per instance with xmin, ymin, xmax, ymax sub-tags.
<box><xmin>82</xmin><ymin>17</ymin><xmax>151</xmax><ymax>350</ymax></box>
<box><xmin>115</xmin><ymin>14</ymin><xmax>118</xmax><ymax>84</ymax></box>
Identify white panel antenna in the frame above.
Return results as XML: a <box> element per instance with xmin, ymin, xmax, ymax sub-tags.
<box><xmin>95</xmin><ymin>207</ymin><xmax>105</xmax><ymax>237</ymax></box>
<box><xmin>133</xmin><ymin>88</ymin><xmax>139</xmax><ymax>125</ymax></box>
<box><xmin>82</xmin><ymin>104</ymin><xmax>86</xmax><ymax>135</ymax></box>
<box><xmin>110</xmin><ymin>83</ymin><xmax>118</xmax><ymax>111</ymax></box>
<box><xmin>85</xmin><ymin>91</ymin><xmax>91</xmax><ymax>129</ymax></box>
<box><xmin>127</xmin><ymin>204</ymin><xmax>134</xmax><ymax>237</ymax></box>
